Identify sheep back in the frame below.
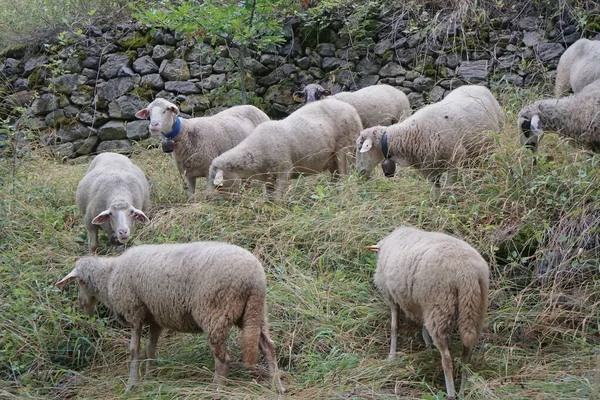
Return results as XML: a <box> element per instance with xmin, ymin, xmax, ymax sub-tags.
<box><xmin>555</xmin><ymin>38</ymin><xmax>600</xmax><ymax>97</ymax></box>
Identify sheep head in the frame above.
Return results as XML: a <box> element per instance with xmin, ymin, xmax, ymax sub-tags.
<box><xmin>55</xmin><ymin>258</ymin><xmax>100</xmax><ymax>316</ymax></box>
<box><xmin>91</xmin><ymin>202</ymin><xmax>149</xmax><ymax>244</ymax></box>
<box><xmin>293</xmin><ymin>84</ymin><xmax>331</xmax><ymax>103</ymax></box>
<box><xmin>355</xmin><ymin>126</ymin><xmax>387</xmax><ymax>178</ymax></box>
<box><xmin>517</xmin><ymin>106</ymin><xmax>543</xmax><ymax>152</ymax></box>
<box><xmin>136</xmin><ymin>98</ymin><xmax>180</xmax><ymax>135</ymax></box>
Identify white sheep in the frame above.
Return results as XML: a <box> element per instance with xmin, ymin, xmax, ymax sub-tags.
<box><xmin>293</xmin><ymin>83</ymin><xmax>411</xmax><ymax>128</ymax></box>
<box><xmin>209</xmin><ymin>98</ymin><xmax>363</xmax><ymax>202</ymax></box>
<box><xmin>55</xmin><ymin>241</ymin><xmax>285</xmax><ymax>393</ymax></box>
<box><xmin>518</xmin><ymin>79</ymin><xmax>600</xmax><ymax>152</ymax></box>
<box><xmin>75</xmin><ymin>152</ymin><xmax>150</xmax><ymax>253</ymax></box>
<box><xmin>555</xmin><ymin>38</ymin><xmax>600</xmax><ymax>97</ymax></box>
<box><xmin>135</xmin><ymin>99</ymin><xmax>270</xmax><ymax>198</ymax></box>
<box><xmin>355</xmin><ymin>85</ymin><xmax>503</xmax><ymax>199</ymax></box>
<box><xmin>368</xmin><ymin>226</ymin><xmax>489</xmax><ymax>399</ymax></box>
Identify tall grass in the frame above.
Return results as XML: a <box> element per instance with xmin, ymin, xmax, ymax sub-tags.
<box><xmin>0</xmin><ymin>85</ymin><xmax>598</xmax><ymax>399</ymax></box>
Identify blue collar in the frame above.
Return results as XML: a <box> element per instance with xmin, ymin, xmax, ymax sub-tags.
<box><xmin>162</xmin><ymin>117</ymin><xmax>181</xmax><ymax>139</ymax></box>
<box><xmin>381</xmin><ymin>131</ymin><xmax>391</xmax><ymax>158</ymax></box>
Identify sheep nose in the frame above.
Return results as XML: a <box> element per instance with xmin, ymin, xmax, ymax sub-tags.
<box><xmin>117</xmin><ymin>228</ymin><xmax>130</xmax><ymax>240</ymax></box>
<box><xmin>359</xmin><ymin>169</ymin><xmax>367</xmax><ymax>176</ymax></box>
<box><xmin>150</xmin><ymin>121</ymin><xmax>159</xmax><ymax>127</ymax></box>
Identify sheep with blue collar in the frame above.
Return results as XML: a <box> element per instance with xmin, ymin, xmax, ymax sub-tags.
<box><xmin>135</xmin><ymin>98</ymin><xmax>269</xmax><ymax>199</ymax></box>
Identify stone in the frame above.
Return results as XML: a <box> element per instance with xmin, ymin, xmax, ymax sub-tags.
<box><xmin>31</xmin><ymin>93</ymin><xmax>60</xmax><ymax>115</ymax></box>
<box><xmin>13</xmin><ymin>78</ymin><xmax>28</xmax><ymax>91</ymax></box>
<box><xmin>6</xmin><ymin>90</ymin><xmax>35</xmax><ymax>106</ymax></box>
<box><xmin>357</xmin><ymin>75</ymin><xmax>379</xmax><ymax>89</ymax></box>
<box><xmin>23</xmin><ymin>56</ymin><xmax>48</xmax><ymax>76</ymax></box>
<box><xmin>63</xmin><ymin>57</ymin><xmax>83</xmax><ymax>73</ymax></box>
<box><xmin>81</xmin><ymin>68</ymin><xmax>98</xmax><ymax>80</ymax></box>
<box><xmin>185</xmin><ymin>42</ymin><xmax>215</xmax><ymax>63</ymax></box>
<box><xmin>57</xmin><ymin>123</ymin><xmax>96</xmax><ymax>142</ymax></box>
<box><xmin>164</xmin><ymin>81</ymin><xmax>201</xmax><ymax>94</ymax></box>
<box><xmin>63</xmin><ymin>105</ymin><xmax>79</xmax><ymax>118</ymax></box>
<box><xmin>79</xmin><ymin>109</ymin><xmax>110</xmax><ymax>127</ymax></box>
<box><xmin>133</xmin><ymin>55</ymin><xmax>159</xmax><ymax>74</ymax></box>
<box><xmin>562</xmin><ymin>32</ymin><xmax>580</xmax><ymax>45</ymax></box>
<box><xmin>243</xmin><ymin>58</ymin><xmax>268</xmax><ymax>75</ymax></box>
<box><xmin>322</xmin><ymin>57</ymin><xmax>352</xmax><ymax>71</ymax></box>
<box><xmin>317</xmin><ymin>43</ymin><xmax>336</xmax><ymax>57</ymax></box>
<box><xmin>280</xmin><ymin>40</ymin><xmax>302</xmax><ymax>57</ymax></box>
<box><xmin>379</xmin><ymin>62</ymin><xmax>406</xmax><ymax>78</ymax></box>
<box><xmin>471</xmin><ymin>51</ymin><xmax>488</xmax><ymax>61</ymax></box>
<box><xmin>96</xmin><ymin>77</ymin><xmax>135</xmax><ymax>105</ymax></box>
<box><xmin>260</xmin><ymin>54</ymin><xmax>285</xmax><ymax>68</ymax></box>
<box><xmin>500</xmin><ymin>74</ymin><xmax>524</xmax><ymax>86</ymax></box>
<box><xmin>336</xmin><ymin>70</ymin><xmax>355</xmax><ymax>87</ymax></box>
<box><xmin>534</xmin><ymin>43</ymin><xmax>565</xmax><ymax>62</ymax></box>
<box><xmin>73</xmin><ymin>136</ymin><xmax>100</xmax><ymax>155</ymax></box>
<box><xmin>305</xmin><ymin>48</ymin><xmax>322</xmax><ymax>68</ymax></box>
<box><xmin>212</xmin><ymin>58</ymin><xmax>235</xmax><ymax>73</ymax></box>
<box><xmin>428</xmin><ymin>86</ymin><xmax>446</xmax><ymax>103</ymax></box>
<box><xmin>100</xmin><ymin>53</ymin><xmax>132</xmax><ymax>79</ymax></box>
<box><xmin>374</xmin><ymin>38</ymin><xmax>393</xmax><ymax>56</ymax></box>
<box><xmin>126</xmin><ymin>120</ymin><xmax>150</xmax><ymax>140</ymax></box>
<box><xmin>396</xmin><ymin>48</ymin><xmax>416</xmax><ymax>66</ymax></box>
<box><xmin>496</xmin><ymin>54</ymin><xmax>517</xmax><ymax>70</ymax></box>
<box><xmin>52</xmin><ymin>74</ymin><xmax>86</xmax><ymax>95</ymax></box>
<box><xmin>407</xmin><ymin>92</ymin><xmax>424</xmax><ymax>108</ymax></box>
<box><xmin>412</xmin><ymin>76</ymin><xmax>434</xmax><ymax>92</ymax></box>
<box><xmin>517</xmin><ymin>16</ymin><xmax>542</xmax><ymax>31</ymax></box>
<box><xmin>108</xmin><ymin>94</ymin><xmax>147</xmax><ymax>120</ymax></box>
<box><xmin>522</xmin><ymin>31</ymin><xmax>545</xmax><ymax>47</ymax></box>
<box><xmin>257</xmin><ymin>64</ymin><xmax>297</xmax><ymax>86</ymax></box>
<box><xmin>152</xmin><ymin>45</ymin><xmax>175</xmax><ymax>62</ymax></box>
<box><xmin>457</xmin><ymin>60</ymin><xmax>490</xmax><ymax>83</ymax></box>
<box><xmin>50</xmin><ymin>142</ymin><xmax>75</xmax><ymax>159</ymax></box>
<box><xmin>297</xmin><ymin>70</ymin><xmax>314</xmax><ymax>86</ymax></box>
<box><xmin>159</xmin><ymin>59</ymin><xmax>190</xmax><ymax>81</ymax></box>
<box><xmin>82</xmin><ymin>56</ymin><xmax>100</xmax><ymax>69</ymax></box>
<box><xmin>179</xmin><ymin>94</ymin><xmax>210</xmax><ymax>114</ymax></box>
<box><xmin>96</xmin><ymin>139</ymin><xmax>132</xmax><ymax>154</ymax></box>
<box><xmin>265</xmin><ymin>81</ymin><xmax>296</xmax><ymax>106</ymax></box>
<box><xmin>71</xmin><ymin>86</ymin><xmax>95</xmax><ymax>106</ymax></box>
<box><xmin>356</xmin><ymin>57</ymin><xmax>381</xmax><ymax>75</ymax></box>
<box><xmin>45</xmin><ymin>109</ymin><xmax>67</xmax><ymax>128</ymax></box>
<box><xmin>308</xmin><ymin>67</ymin><xmax>324</xmax><ymax>79</ymax></box>
<box><xmin>200</xmin><ymin>73</ymin><xmax>226</xmax><ymax>90</ymax></box>
<box><xmin>140</xmin><ymin>74</ymin><xmax>164</xmax><ymax>90</ymax></box>
<box><xmin>98</xmin><ymin>120</ymin><xmax>127</xmax><ymax>140</ymax></box>
<box><xmin>189</xmin><ymin>63</ymin><xmax>213</xmax><ymax>78</ymax></box>
<box><xmin>296</xmin><ymin>57</ymin><xmax>311</xmax><ymax>70</ymax></box>
<box><xmin>439</xmin><ymin>78</ymin><xmax>464</xmax><ymax>90</ymax></box>
<box><xmin>445</xmin><ymin>54</ymin><xmax>461</xmax><ymax>69</ymax></box>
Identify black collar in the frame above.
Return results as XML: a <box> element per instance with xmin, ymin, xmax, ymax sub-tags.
<box><xmin>381</xmin><ymin>131</ymin><xmax>392</xmax><ymax>159</ymax></box>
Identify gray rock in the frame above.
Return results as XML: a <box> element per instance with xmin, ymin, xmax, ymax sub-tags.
<box><xmin>79</xmin><ymin>109</ymin><xmax>110</xmax><ymax>127</ymax></box>
<box><xmin>496</xmin><ymin>54</ymin><xmax>517</xmax><ymax>70</ymax></box>
<box><xmin>23</xmin><ymin>56</ymin><xmax>48</xmax><ymax>76</ymax></box>
<box><xmin>407</xmin><ymin>92</ymin><xmax>424</xmax><ymax>108</ymax></box>
<box><xmin>71</xmin><ymin>86</ymin><xmax>95</xmax><ymax>106</ymax></box>
<box><xmin>412</xmin><ymin>76</ymin><xmax>434</xmax><ymax>92</ymax></box>
<box><xmin>407</xmin><ymin>32</ymin><xmax>424</xmax><ymax>48</ymax></box>
<box><xmin>322</xmin><ymin>57</ymin><xmax>352</xmax><ymax>71</ymax></box>
<box><xmin>379</xmin><ymin>62</ymin><xmax>406</xmax><ymax>78</ymax></box>
<box><xmin>522</xmin><ymin>31</ymin><xmax>545</xmax><ymax>47</ymax></box>
<box><xmin>164</xmin><ymin>80</ymin><xmax>201</xmax><ymax>94</ymax></box>
<box><xmin>317</xmin><ymin>43</ymin><xmax>336</xmax><ymax>57</ymax></box>
<box><xmin>82</xmin><ymin>56</ymin><xmax>100</xmax><ymax>69</ymax></box>
<box><xmin>563</xmin><ymin>32</ymin><xmax>581</xmax><ymax>45</ymax></box>
<box><xmin>58</xmin><ymin>123</ymin><xmax>96</xmax><ymax>142</ymax></box>
<box><xmin>374</xmin><ymin>38</ymin><xmax>394</xmax><ymax>56</ymax></box>
<box><xmin>108</xmin><ymin>94</ymin><xmax>148</xmax><ymax>120</ymax></box>
<box><xmin>96</xmin><ymin>77</ymin><xmax>135</xmax><ymax>105</ymax></box>
<box><xmin>445</xmin><ymin>54</ymin><xmax>461</xmax><ymax>69</ymax></box>
<box><xmin>336</xmin><ymin>70</ymin><xmax>355</xmax><ymax>87</ymax></box>
<box><xmin>31</xmin><ymin>93</ymin><xmax>60</xmax><ymax>115</ymax></box>
<box><xmin>428</xmin><ymin>86</ymin><xmax>446</xmax><ymax>103</ymax></box>
<box><xmin>357</xmin><ymin>75</ymin><xmax>379</xmax><ymax>89</ymax></box>
<box><xmin>260</xmin><ymin>54</ymin><xmax>285</xmax><ymax>68</ymax></box>
<box><xmin>179</xmin><ymin>94</ymin><xmax>210</xmax><ymax>114</ymax></box>
<box><xmin>213</xmin><ymin>58</ymin><xmax>235</xmax><ymax>73</ymax></box>
<box><xmin>257</xmin><ymin>64</ymin><xmax>297</xmax><ymax>86</ymax></box>
<box><xmin>185</xmin><ymin>42</ymin><xmax>215</xmax><ymax>63</ymax></box>
<box><xmin>306</xmin><ymin>48</ymin><xmax>322</xmax><ymax>68</ymax></box>
<box><xmin>45</xmin><ymin>109</ymin><xmax>68</xmax><ymax>128</ymax></box>
<box><xmin>52</xmin><ymin>74</ymin><xmax>86</xmax><ymax>95</ymax></box>
<box><xmin>13</xmin><ymin>78</ymin><xmax>29</xmax><ymax>91</ymax></box>
<box><xmin>534</xmin><ymin>43</ymin><xmax>565</xmax><ymax>62</ymax></box>
<box><xmin>63</xmin><ymin>105</ymin><xmax>79</xmax><ymax>118</ymax></box>
<box><xmin>81</xmin><ymin>68</ymin><xmax>99</xmax><ymax>80</ymax></box>
<box><xmin>200</xmin><ymin>73</ymin><xmax>226</xmax><ymax>90</ymax></box>
<box><xmin>356</xmin><ymin>57</ymin><xmax>381</xmax><ymax>75</ymax></box>
<box><xmin>500</xmin><ymin>74</ymin><xmax>524</xmax><ymax>86</ymax></box>
<box><xmin>73</xmin><ymin>135</ymin><xmax>100</xmax><ymax>155</ymax></box>
<box><xmin>152</xmin><ymin>45</ymin><xmax>175</xmax><ymax>62</ymax></box>
<box><xmin>50</xmin><ymin>142</ymin><xmax>75</xmax><ymax>159</ymax></box>
<box><xmin>100</xmin><ymin>53</ymin><xmax>132</xmax><ymax>79</ymax></box>
<box><xmin>96</xmin><ymin>139</ymin><xmax>132</xmax><ymax>154</ymax></box>
<box><xmin>394</xmin><ymin>76</ymin><xmax>406</xmax><ymax>86</ymax></box>
<box><xmin>265</xmin><ymin>81</ymin><xmax>296</xmax><ymax>106</ymax></box>
<box><xmin>296</xmin><ymin>57</ymin><xmax>311</xmax><ymax>70</ymax></box>
<box><xmin>297</xmin><ymin>70</ymin><xmax>314</xmax><ymax>86</ymax></box>
<box><xmin>189</xmin><ymin>63</ymin><xmax>213</xmax><ymax>78</ymax></box>
<box><xmin>63</xmin><ymin>57</ymin><xmax>83</xmax><ymax>73</ymax></box>
<box><xmin>280</xmin><ymin>39</ymin><xmax>302</xmax><ymax>57</ymax></box>
<box><xmin>140</xmin><ymin>74</ymin><xmax>164</xmax><ymax>90</ymax></box>
<box><xmin>471</xmin><ymin>51</ymin><xmax>488</xmax><ymax>61</ymax></box>
<box><xmin>98</xmin><ymin>120</ymin><xmax>127</xmax><ymax>140</ymax></box>
<box><xmin>133</xmin><ymin>55</ymin><xmax>159</xmax><ymax>74</ymax></box>
<box><xmin>243</xmin><ymin>58</ymin><xmax>268</xmax><ymax>75</ymax></box>
<box><xmin>126</xmin><ymin>120</ymin><xmax>150</xmax><ymax>140</ymax></box>
<box><xmin>517</xmin><ymin>16</ymin><xmax>542</xmax><ymax>31</ymax></box>
<box><xmin>159</xmin><ymin>59</ymin><xmax>190</xmax><ymax>81</ymax></box>
<box><xmin>6</xmin><ymin>90</ymin><xmax>35</xmax><ymax>106</ymax></box>
<box><xmin>396</xmin><ymin>48</ymin><xmax>416</xmax><ymax>66</ymax></box>
<box><xmin>439</xmin><ymin>78</ymin><xmax>464</xmax><ymax>90</ymax></box>
<box><xmin>457</xmin><ymin>60</ymin><xmax>490</xmax><ymax>83</ymax></box>
<box><xmin>308</xmin><ymin>67</ymin><xmax>324</xmax><ymax>79</ymax></box>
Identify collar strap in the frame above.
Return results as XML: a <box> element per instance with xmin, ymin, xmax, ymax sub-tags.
<box><xmin>162</xmin><ymin>116</ymin><xmax>181</xmax><ymax>139</ymax></box>
<box><xmin>381</xmin><ymin>131</ymin><xmax>392</xmax><ymax>159</ymax></box>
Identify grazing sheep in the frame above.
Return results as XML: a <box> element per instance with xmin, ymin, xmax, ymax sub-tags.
<box><xmin>369</xmin><ymin>226</ymin><xmax>489</xmax><ymax>399</ymax></box>
<box><xmin>555</xmin><ymin>38</ymin><xmax>600</xmax><ymax>97</ymax></box>
<box><xmin>209</xmin><ymin>98</ymin><xmax>363</xmax><ymax>202</ymax></box>
<box><xmin>355</xmin><ymin>85</ymin><xmax>503</xmax><ymax>199</ymax></box>
<box><xmin>518</xmin><ymin>79</ymin><xmax>600</xmax><ymax>152</ymax></box>
<box><xmin>135</xmin><ymin>99</ymin><xmax>269</xmax><ymax>198</ymax></box>
<box><xmin>293</xmin><ymin>83</ymin><xmax>411</xmax><ymax>127</ymax></box>
<box><xmin>75</xmin><ymin>152</ymin><xmax>149</xmax><ymax>253</ymax></box>
<box><xmin>55</xmin><ymin>241</ymin><xmax>285</xmax><ymax>393</ymax></box>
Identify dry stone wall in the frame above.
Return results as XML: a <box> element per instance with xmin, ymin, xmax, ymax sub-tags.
<box><xmin>0</xmin><ymin>13</ymin><xmax>594</xmax><ymax>159</ymax></box>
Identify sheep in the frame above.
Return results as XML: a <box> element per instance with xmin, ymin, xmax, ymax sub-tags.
<box><xmin>293</xmin><ymin>83</ymin><xmax>411</xmax><ymax>128</ymax></box>
<box><xmin>209</xmin><ymin>98</ymin><xmax>363</xmax><ymax>202</ymax></box>
<box><xmin>55</xmin><ymin>241</ymin><xmax>285</xmax><ymax>393</ymax></box>
<box><xmin>355</xmin><ymin>85</ymin><xmax>503</xmax><ymax>199</ymax></box>
<box><xmin>368</xmin><ymin>226</ymin><xmax>489</xmax><ymax>399</ymax></box>
<box><xmin>555</xmin><ymin>38</ymin><xmax>600</xmax><ymax>97</ymax></box>
<box><xmin>135</xmin><ymin>99</ymin><xmax>270</xmax><ymax>198</ymax></box>
<box><xmin>75</xmin><ymin>152</ymin><xmax>150</xmax><ymax>253</ymax></box>
<box><xmin>518</xmin><ymin>78</ymin><xmax>600</xmax><ymax>153</ymax></box>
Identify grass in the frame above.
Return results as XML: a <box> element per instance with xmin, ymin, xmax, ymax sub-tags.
<box><xmin>1</xmin><ymin>84</ymin><xmax>599</xmax><ymax>399</ymax></box>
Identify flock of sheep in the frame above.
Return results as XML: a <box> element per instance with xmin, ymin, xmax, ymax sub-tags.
<box><xmin>54</xmin><ymin>38</ymin><xmax>600</xmax><ymax>398</ymax></box>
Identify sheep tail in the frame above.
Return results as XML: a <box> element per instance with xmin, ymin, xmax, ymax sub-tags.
<box><xmin>240</xmin><ymin>292</ymin><xmax>265</xmax><ymax>366</ymax></box>
<box><xmin>457</xmin><ymin>276</ymin><xmax>489</xmax><ymax>348</ymax></box>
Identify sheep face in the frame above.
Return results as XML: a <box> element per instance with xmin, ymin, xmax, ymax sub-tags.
<box><xmin>355</xmin><ymin>127</ymin><xmax>386</xmax><ymax>178</ymax></box>
<box><xmin>517</xmin><ymin>107</ymin><xmax>543</xmax><ymax>152</ymax></box>
<box><xmin>135</xmin><ymin>99</ymin><xmax>180</xmax><ymax>135</ymax></box>
<box><xmin>91</xmin><ymin>203</ymin><xmax>149</xmax><ymax>244</ymax></box>
<box><xmin>293</xmin><ymin>84</ymin><xmax>332</xmax><ymax>103</ymax></box>
<box><xmin>55</xmin><ymin>262</ymin><xmax>99</xmax><ymax>316</ymax></box>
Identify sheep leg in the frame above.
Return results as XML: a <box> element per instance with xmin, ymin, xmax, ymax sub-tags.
<box><xmin>459</xmin><ymin>345</ymin><xmax>474</xmax><ymax>397</ymax></box>
<box><xmin>126</xmin><ymin>324</ymin><xmax>142</xmax><ymax>391</ymax></box>
<box><xmin>334</xmin><ymin>151</ymin><xmax>348</xmax><ymax>177</ymax></box>
<box><xmin>207</xmin><ymin>330</ymin><xmax>231</xmax><ymax>386</ymax></box>
<box><xmin>274</xmin><ymin>171</ymin><xmax>290</xmax><ymax>203</ymax></box>
<box><xmin>422</xmin><ymin>327</ymin><xmax>433</xmax><ymax>348</ymax></box>
<box><xmin>430</xmin><ymin>177</ymin><xmax>441</xmax><ymax>200</ymax></box>
<box><xmin>185</xmin><ymin>176</ymin><xmax>197</xmax><ymax>199</ymax></box>
<box><xmin>259</xmin><ymin>330</ymin><xmax>285</xmax><ymax>393</ymax></box>
<box><xmin>434</xmin><ymin>335</ymin><xmax>457</xmax><ymax>399</ymax></box>
<box><xmin>444</xmin><ymin>169</ymin><xmax>457</xmax><ymax>188</ymax></box>
<box><xmin>387</xmin><ymin>303</ymin><xmax>399</xmax><ymax>361</ymax></box>
<box><xmin>144</xmin><ymin>324</ymin><xmax>163</xmax><ymax>378</ymax></box>
<box><xmin>87</xmin><ymin>224</ymin><xmax>99</xmax><ymax>253</ymax></box>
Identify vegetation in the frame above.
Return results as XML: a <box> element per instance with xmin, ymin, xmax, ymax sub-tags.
<box><xmin>0</xmin><ymin>83</ymin><xmax>598</xmax><ymax>399</ymax></box>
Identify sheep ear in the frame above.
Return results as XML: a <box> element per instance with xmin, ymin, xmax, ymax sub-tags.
<box><xmin>55</xmin><ymin>268</ymin><xmax>79</xmax><ymax>287</ymax></box>
<box><xmin>168</xmin><ymin>105</ymin><xmax>180</xmax><ymax>115</ymax></box>
<box><xmin>360</xmin><ymin>138</ymin><xmax>373</xmax><ymax>153</ymax></box>
<box><xmin>293</xmin><ymin>91</ymin><xmax>306</xmax><ymax>103</ymax></box>
<box><xmin>135</xmin><ymin>109</ymin><xmax>149</xmax><ymax>119</ymax></box>
<box><xmin>213</xmin><ymin>169</ymin><xmax>224</xmax><ymax>186</ymax></box>
<box><xmin>132</xmin><ymin>208</ymin><xmax>150</xmax><ymax>223</ymax></box>
<box><xmin>322</xmin><ymin>89</ymin><xmax>331</xmax><ymax>96</ymax></box>
<box><xmin>91</xmin><ymin>210</ymin><xmax>111</xmax><ymax>225</ymax></box>
<box><xmin>530</xmin><ymin>115</ymin><xmax>543</xmax><ymax>136</ymax></box>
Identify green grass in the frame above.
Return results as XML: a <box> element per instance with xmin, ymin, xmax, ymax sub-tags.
<box><xmin>1</xmin><ymin>85</ymin><xmax>599</xmax><ymax>399</ymax></box>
